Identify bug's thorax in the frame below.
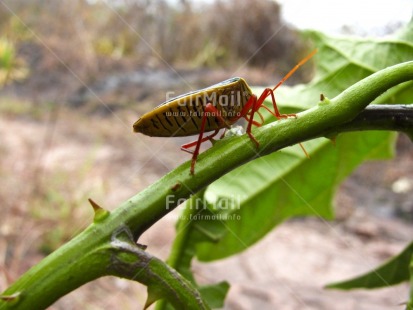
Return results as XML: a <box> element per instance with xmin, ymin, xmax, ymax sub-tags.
<box><xmin>212</xmin><ymin>77</ymin><xmax>253</xmax><ymax>120</ymax></box>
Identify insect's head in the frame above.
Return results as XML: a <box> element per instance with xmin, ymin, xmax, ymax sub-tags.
<box><xmin>133</xmin><ymin>117</ymin><xmax>146</xmax><ymax>133</ymax></box>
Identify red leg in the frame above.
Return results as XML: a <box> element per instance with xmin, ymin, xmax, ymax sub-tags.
<box><xmin>182</xmin><ymin>103</ymin><xmax>224</xmax><ymax>175</ymax></box>
<box><xmin>245</xmin><ymin>95</ymin><xmax>260</xmax><ymax>148</ymax></box>
<box><xmin>243</xmin><ymin>88</ymin><xmax>298</xmax><ymax>150</ymax></box>
<box><xmin>257</xmin><ymin>49</ymin><xmax>317</xmax><ymax>120</ymax></box>
<box><xmin>255</xmin><ymin>88</ymin><xmax>310</xmax><ymax>156</ymax></box>
<box><xmin>242</xmin><ymin>87</ymin><xmax>292</xmax><ymax>141</ymax></box>
<box><xmin>244</xmin><ymin>109</ymin><xmax>265</xmax><ymax>127</ymax></box>
<box><xmin>238</xmin><ymin>50</ymin><xmax>317</xmax><ymax>155</ymax></box>
<box><xmin>256</xmin><ymin>88</ymin><xmax>296</xmax><ymax>119</ymax></box>
<box><xmin>181</xmin><ymin>129</ymin><xmax>219</xmax><ymax>154</ymax></box>
<box><xmin>299</xmin><ymin>142</ymin><xmax>310</xmax><ymax>158</ymax></box>
<box><xmin>272</xmin><ymin>49</ymin><xmax>317</xmax><ymax>91</ymax></box>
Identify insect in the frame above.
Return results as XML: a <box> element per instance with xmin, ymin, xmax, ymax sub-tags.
<box><xmin>133</xmin><ymin>50</ymin><xmax>316</xmax><ymax>175</ymax></box>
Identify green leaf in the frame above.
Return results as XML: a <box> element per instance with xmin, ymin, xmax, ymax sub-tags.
<box><xmin>276</xmin><ymin>25</ymin><xmax>413</xmax><ymax>111</ymax></box>
<box><xmin>156</xmin><ymin>21</ymin><xmax>413</xmax><ymax>307</ymax></box>
<box><xmin>409</xmin><ymin>257</ymin><xmax>413</xmax><ymax>309</ymax></box>
<box><xmin>196</xmin><ymin>131</ymin><xmax>395</xmax><ymax>261</ymax></box>
<box><xmin>198</xmin><ymin>282</ymin><xmax>230</xmax><ymax>308</ymax></box>
<box><xmin>326</xmin><ymin>241</ymin><xmax>413</xmax><ymax>290</ymax></box>
<box><xmin>195</xmin><ymin>22</ymin><xmax>413</xmax><ymax>261</ymax></box>
<box><xmin>155</xmin><ymin>195</ymin><xmax>229</xmax><ymax>310</ymax></box>
<box><xmin>2</xmin><ymin>39</ymin><xmax>413</xmax><ymax>310</ymax></box>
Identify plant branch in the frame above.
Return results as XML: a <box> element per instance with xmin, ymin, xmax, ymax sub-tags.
<box><xmin>333</xmin><ymin>104</ymin><xmax>413</xmax><ymax>139</ymax></box>
<box><xmin>1</xmin><ymin>61</ymin><xmax>413</xmax><ymax>309</ymax></box>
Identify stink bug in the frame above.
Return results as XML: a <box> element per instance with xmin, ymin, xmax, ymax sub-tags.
<box><xmin>133</xmin><ymin>50</ymin><xmax>316</xmax><ymax>174</ymax></box>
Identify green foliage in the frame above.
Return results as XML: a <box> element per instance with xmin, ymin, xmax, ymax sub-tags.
<box><xmin>197</xmin><ymin>22</ymin><xmax>412</xmax><ymax>261</ymax></box>
<box><xmin>326</xmin><ymin>241</ymin><xmax>413</xmax><ymax>289</ymax></box>
<box><xmin>197</xmin><ymin>132</ymin><xmax>395</xmax><ymax>261</ymax></box>
<box><xmin>410</xmin><ymin>259</ymin><xmax>413</xmax><ymax>310</ymax></box>
<box><xmin>1</xmin><ymin>63</ymin><xmax>412</xmax><ymax>310</ymax></box>
<box><xmin>1</xmin><ymin>19</ymin><xmax>413</xmax><ymax>310</ymax></box>
<box><xmin>0</xmin><ymin>0</ymin><xmax>303</xmax><ymax>71</ymax></box>
<box><xmin>276</xmin><ymin>24</ymin><xmax>413</xmax><ymax>111</ymax></box>
<box><xmin>0</xmin><ymin>37</ymin><xmax>28</xmax><ymax>87</ymax></box>
<box><xmin>156</xmin><ymin>22</ymin><xmax>413</xmax><ymax>309</ymax></box>
<box><xmin>154</xmin><ymin>193</ymin><xmax>230</xmax><ymax>310</ymax></box>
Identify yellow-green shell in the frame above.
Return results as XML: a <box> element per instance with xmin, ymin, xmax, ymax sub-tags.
<box><xmin>133</xmin><ymin>77</ymin><xmax>252</xmax><ymax>137</ymax></box>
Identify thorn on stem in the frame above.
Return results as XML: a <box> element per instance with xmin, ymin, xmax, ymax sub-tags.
<box><xmin>137</xmin><ymin>243</ymin><xmax>147</xmax><ymax>250</ymax></box>
<box><xmin>88</xmin><ymin>198</ymin><xmax>102</xmax><ymax>212</ymax></box>
<box><xmin>319</xmin><ymin>93</ymin><xmax>331</xmax><ymax>106</ymax></box>
<box><xmin>170</xmin><ymin>182</ymin><xmax>182</xmax><ymax>192</ymax></box>
<box><xmin>88</xmin><ymin>198</ymin><xmax>110</xmax><ymax>222</ymax></box>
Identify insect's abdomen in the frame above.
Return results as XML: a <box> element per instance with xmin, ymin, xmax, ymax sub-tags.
<box><xmin>133</xmin><ymin>78</ymin><xmax>252</xmax><ymax>137</ymax></box>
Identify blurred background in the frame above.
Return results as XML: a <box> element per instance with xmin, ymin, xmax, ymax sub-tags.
<box><xmin>0</xmin><ymin>0</ymin><xmax>412</xmax><ymax>309</ymax></box>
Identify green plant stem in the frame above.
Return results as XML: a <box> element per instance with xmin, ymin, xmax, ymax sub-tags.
<box><xmin>409</xmin><ymin>258</ymin><xmax>413</xmax><ymax>310</ymax></box>
<box><xmin>154</xmin><ymin>191</ymin><xmax>206</xmax><ymax>310</ymax></box>
<box><xmin>166</xmin><ymin>191</ymin><xmax>205</xmax><ymax>277</ymax></box>
<box><xmin>334</xmin><ymin>104</ymin><xmax>413</xmax><ymax>140</ymax></box>
<box><xmin>1</xmin><ymin>61</ymin><xmax>413</xmax><ymax>309</ymax></box>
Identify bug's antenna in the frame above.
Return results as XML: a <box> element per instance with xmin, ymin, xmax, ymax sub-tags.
<box><xmin>272</xmin><ymin>49</ymin><xmax>317</xmax><ymax>92</ymax></box>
